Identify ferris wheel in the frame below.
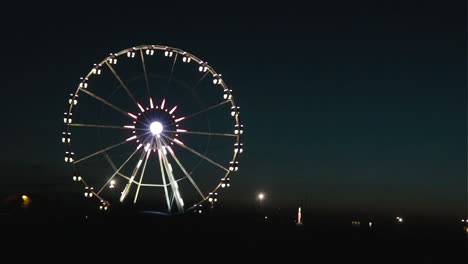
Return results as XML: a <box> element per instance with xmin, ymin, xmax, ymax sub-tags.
<box><xmin>62</xmin><ymin>45</ymin><xmax>243</xmax><ymax>213</ymax></box>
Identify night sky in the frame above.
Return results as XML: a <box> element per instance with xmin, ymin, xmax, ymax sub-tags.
<box><xmin>1</xmin><ymin>1</ymin><xmax>466</xmax><ymax>217</ymax></box>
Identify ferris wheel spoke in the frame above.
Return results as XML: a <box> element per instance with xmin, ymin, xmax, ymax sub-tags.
<box><xmin>103</xmin><ymin>151</ymin><xmax>118</xmax><ymax>170</ymax></box>
<box><xmin>177</xmin><ymin>71</ymin><xmax>209</xmax><ymax>111</ymax></box>
<box><xmin>74</xmin><ymin>139</ymin><xmax>132</xmax><ymax>164</ymax></box>
<box><xmin>183</xmin><ymin>100</ymin><xmax>229</xmax><ymax>122</ymax></box>
<box><xmin>160</xmin><ymin>134</ymin><xmax>229</xmax><ymax>172</ymax></box>
<box><xmin>164</xmin><ymin>130</ymin><xmax>237</xmax><ymax>137</ymax></box>
<box><xmin>140</xmin><ymin>49</ymin><xmax>151</xmax><ymax>98</ymax></box>
<box><xmin>160</xmin><ymin>137</ymin><xmax>205</xmax><ymax>200</ymax></box>
<box><xmin>79</xmin><ymin>88</ymin><xmax>131</xmax><ymax>118</ymax></box>
<box><xmin>96</xmin><ymin>145</ymin><xmax>142</xmax><ymax>195</ymax></box>
<box><xmin>191</xmin><ymin>71</ymin><xmax>209</xmax><ymax>91</ymax></box>
<box><xmin>103</xmin><ymin>152</ymin><xmax>134</xmax><ymax>181</ymax></box>
<box><xmin>166</xmin><ymin>100</ymin><xmax>230</xmax><ymax>126</ymax></box>
<box><xmin>134</xmin><ymin>138</ymin><xmax>153</xmax><ymax>203</ymax></box>
<box><xmin>106</xmin><ymin>61</ymin><xmax>138</xmax><ymax>106</ymax></box>
<box><xmin>167</xmin><ymin>52</ymin><xmax>178</xmax><ymax>84</ymax></box>
<box><xmin>69</xmin><ymin>123</ymin><xmax>146</xmax><ymax>130</ymax></box>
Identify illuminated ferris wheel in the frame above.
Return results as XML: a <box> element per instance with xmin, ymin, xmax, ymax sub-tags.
<box><xmin>62</xmin><ymin>45</ymin><xmax>243</xmax><ymax>213</ymax></box>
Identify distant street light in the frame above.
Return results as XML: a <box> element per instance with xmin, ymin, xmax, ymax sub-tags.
<box><xmin>21</xmin><ymin>194</ymin><xmax>31</xmax><ymax>208</ymax></box>
<box><xmin>255</xmin><ymin>193</ymin><xmax>266</xmax><ymax>218</ymax></box>
<box><xmin>257</xmin><ymin>193</ymin><xmax>265</xmax><ymax>201</ymax></box>
<box><xmin>396</xmin><ymin>216</ymin><xmax>404</xmax><ymax>223</ymax></box>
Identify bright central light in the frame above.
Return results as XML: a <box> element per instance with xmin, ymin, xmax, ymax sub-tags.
<box><xmin>150</xmin><ymin>121</ymin><xmax>163</xmax><ymax>135</ymax></box>
<box><xmin>258</xmin><ymin>193</ymin><xmax>265</xmax><ymax>201</ymax></box>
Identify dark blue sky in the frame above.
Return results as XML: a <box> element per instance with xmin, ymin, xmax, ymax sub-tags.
<box><xmin>1</xmin><ymin>1</ymin><xmax>466</xmax><ymax>216</ymax></box>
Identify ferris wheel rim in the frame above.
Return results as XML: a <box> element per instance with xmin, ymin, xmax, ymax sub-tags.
<box><xmin>63</xmin><ymin>44</ymin><xmax>243</xmax><ymax>213</ymax></box>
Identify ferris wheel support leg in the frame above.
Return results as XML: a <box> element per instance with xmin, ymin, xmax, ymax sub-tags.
<box><xmin>120</xmin><ymin>144</ymin><xmax>148</xmax><ymax>202</ymax></box>
<box><xmin>170</xmin><ymin>192</ymin><xmax>175</xmax><ymax>208</ymax></box>
<box><xmin>157</xmin><ymin>137</ymin><xmax>173</xmax><ymax>212</ymax></box>
<box><xmin>162</xmin><ymin>148</ymin><xmax>184</xmax><ymax>213</ymax></box>
<box><xmin>158</xmin><ymin>137</ymin><xmax>184</xmax><ymax>213</ymax></box>
<box><xmin>134</xmin><ymin>144</ymin><xmax>152</xmax><ymax>204</ymax></box>
<box><xmin>161</xmin><ymin>137</ymin><xmax>205</xmax><ymax>200</ymax></box>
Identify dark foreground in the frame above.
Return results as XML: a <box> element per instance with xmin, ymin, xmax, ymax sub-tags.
<box><xmin>1</xmin><ymin>212</ymin><xmax>466</xmax><ymax>263</ymax></box>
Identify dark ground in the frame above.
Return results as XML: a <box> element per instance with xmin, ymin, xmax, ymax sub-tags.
<box><xmin>1</xmin><ymin>209</ymin><xmax>466</xmax><ymax>263</ymax></box>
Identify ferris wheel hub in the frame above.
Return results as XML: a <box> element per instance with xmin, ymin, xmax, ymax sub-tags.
<box><xmin>150</xmin><ymin>121</ymin><xmax>164</xmax><ymax>135</ymax></box>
